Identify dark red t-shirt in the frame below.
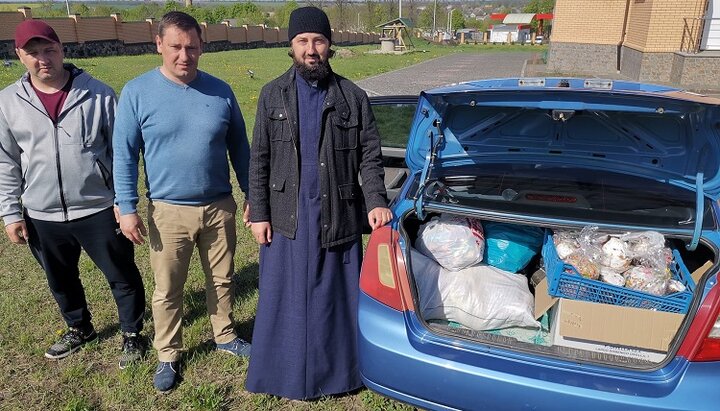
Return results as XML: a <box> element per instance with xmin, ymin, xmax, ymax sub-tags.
<box><xmin>31</xmin><ymin>71</ymin><xmax>73</xmax><ymax>124</ymax></box>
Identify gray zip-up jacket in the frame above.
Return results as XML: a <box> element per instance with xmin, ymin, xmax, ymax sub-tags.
<box><xmin>0</xmin><ymin>65</ymin><xmax>117</xmax><ymax>225</ymax></box>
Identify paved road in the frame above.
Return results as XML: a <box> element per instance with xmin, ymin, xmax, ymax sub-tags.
<box><xmin>356</xmin><ymin>51</ymin><xmax>540</xmax><ymax>96</ymax></box>
<box><xmin>356</xmin><ymin>50</ymin><xmax>720</xmax><ymax>98</ymax></box>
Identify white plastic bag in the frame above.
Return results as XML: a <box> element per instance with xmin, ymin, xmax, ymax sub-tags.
<box><xmin>415</xmin><ymin>214</ymin><xmax>485</xmax><ymax>271</ymax></box>
<box><xmin>411</xmin><ymin>249</ymin><xmax>539</xmax><ymax>331</ymax></box>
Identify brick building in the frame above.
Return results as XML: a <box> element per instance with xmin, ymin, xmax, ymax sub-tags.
<box><xmin>547</xmin><ymin>0</ymin><xmax>720</xmax><ymax>89</ymax></box>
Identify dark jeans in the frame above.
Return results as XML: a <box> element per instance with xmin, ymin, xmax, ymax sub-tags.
<box><xmin>26</xmin><ymin>208</ymin><xmax>145</xmax><ymax>333</ymax></box>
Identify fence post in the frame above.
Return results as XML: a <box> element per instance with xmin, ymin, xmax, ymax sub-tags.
<box><xmin>17</xmin><ymin>6</ymin><xmax>32</xmax><ymax>19</ymax></box>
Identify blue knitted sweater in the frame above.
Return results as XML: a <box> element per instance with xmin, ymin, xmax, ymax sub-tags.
<box><xmin>113</xmin><ymin>69</ymin><xmax>249</xmax><ymax>214</ymax></box>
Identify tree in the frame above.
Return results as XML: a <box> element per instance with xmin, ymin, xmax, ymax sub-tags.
<box><xmin>465</xmin><ymin>17</ymin><xmax>490</xmax><ymax>33</ymax></box>
<box><xmin>164</xmin><ymin>1</ymin><xmax>181</xmax><ymax>14</ymax></box>
<box><xmin>416</xmin><ymin>5</ymin><xmax>434</xmax><ymax>29</ymax></box>
<box><xmin>92</xmin><ymin>5</ymin><xmax>121</xmax><ymax>17</ymax></box>
<box><xmin>365</xmin><ymin>0</ymin><xmax>381</xmax><ymax>29</ymax></box>
<box><xmin>403</xmin><ymin>0</ymin><xmax>420</xmax><ymax>23</ymax></box>
<box><xmin>230</xmin><ymin>2</ymin><xmax>265</xmax><ymax>26</ymax></box>
<box><xmin>523</xmin><ymin>0</ymin><xmax>554</xmax><ymax>34</ymax></box>
<box><xmin>124</xmin><ymin>3</ymin><xmax>164</xmax><ymax>21</ymax></box>
<box><xmin>272</xmin><ymin>1</ymin><xmax>298</xmax><ymax>28</ymax></box>
<box><xmin>523</xmin><ymin>0</ymin><xmax>555</xmax><ymax>13</ymax></box>
<box><xmin>332</xmin><ymin>0</ymin><xmax>351</xmax><ymax>30</ymax></box>
<box><xmin>449</xmin><ymin>9</ymin><xmax>464</xmax><ymax>31</ymax></box>
<box><xmin>212</xmin><ymin>5</ymin><xmax>230</xmax><ymax>24</ymax></box>
<box><xmin>70</xmin><ymin>3</ymin><xmax>90</xmax><ymax>16</ymax></box>
<box><xmin>381</xmin><ymin>1</ymin><xmax>397</xmax><ymax>24</ymax></box>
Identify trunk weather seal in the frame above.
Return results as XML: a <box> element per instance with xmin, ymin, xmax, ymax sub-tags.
<box><xmin>687</xmin><ymin>172</ymin><xmax>703</xmax><ymax>251</ymax></box>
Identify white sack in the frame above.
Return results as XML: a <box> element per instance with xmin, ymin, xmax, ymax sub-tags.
<box><xmin>411</xmin><ymin>249</ymin><xmax>539</xmax><ymax>330</ymax></box>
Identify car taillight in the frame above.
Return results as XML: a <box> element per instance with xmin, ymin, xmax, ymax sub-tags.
<box><xmin>693</xmin><ymin>318</ymin><xmax>720</xmax><ymax>361</ymax></box>
<box><xmin>360</xmin><ymin>226</ymin><xmax>414</xmax><ymax>312</ymax></box>
<box><xmin>679</xmin><ymin>285</ymin><xmax>720</xmax><ymax>361</ymax></box>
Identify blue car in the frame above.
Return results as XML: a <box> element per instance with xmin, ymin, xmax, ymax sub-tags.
<box><xmin>360</xmin><ymin>78</ymin><xmax>720</xmax><ymax>411</ymax></box>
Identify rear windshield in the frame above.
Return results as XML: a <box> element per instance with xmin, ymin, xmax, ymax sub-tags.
<box><xmin>410</xmin><ymin>163</ymin><xmax>715</xmax><ymax>229</ymax></box>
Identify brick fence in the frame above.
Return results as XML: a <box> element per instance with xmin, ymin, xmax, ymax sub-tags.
<box><xmin>0</xmin><ymin>8</ymin><xmax>379</xmax><ymax>59</ymax></box>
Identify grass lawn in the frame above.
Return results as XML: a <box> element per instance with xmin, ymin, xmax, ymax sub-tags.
<box><xmin>0</xmin><ymin>43</ymin><xmax>541</xmax><ymax>411</ymax></box>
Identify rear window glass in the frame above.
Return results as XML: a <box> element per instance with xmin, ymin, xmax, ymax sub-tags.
<box><xmin>410</xmin><ymin>163</ymin><xmax>714</xmax><ymax>229</ymax></box>
<box><xmin>373</xmin><ymin>103</ymin><xmax>416</xmax><ymax>148</ymax></box>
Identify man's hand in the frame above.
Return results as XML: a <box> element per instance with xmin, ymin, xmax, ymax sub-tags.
<box><xmin>251</xmin><ymin>221</ymin><xmax>272</xmax><ymax>245</ymax></box>
<box><xmin>368</xmin><ymin>207</ymin><xmax>393</xmax><ymax>231</ymax></box>
<box><xmin>119</xmin><ymin>213</ymin><xmax>147</xmax><ymax>245</ymax></box>
<box><xmin>242</xmin><ymin>201</ymin><xmax>251</xmax><ymax>228</ymax></box>
<box><xmin>5</xmin><ymin>221</ymin><xmax>29</xmax><ymax>244</ymax></box>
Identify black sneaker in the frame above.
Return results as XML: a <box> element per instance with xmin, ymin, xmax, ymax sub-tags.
<box><xmin>45</xmin><ymin>327</ymin><xmax>98</xmax><ymax>359</ymax></box>
<box><xmin>118</xmin><ymin>332</ymin><xmax>146</xmax><ymax>369</ymax></box>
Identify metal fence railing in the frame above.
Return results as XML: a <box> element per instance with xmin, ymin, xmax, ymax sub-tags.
<box><xmin>681</xmin><ymin>17</ymin><xmax>720</xmax><ymax>53</ymax></box>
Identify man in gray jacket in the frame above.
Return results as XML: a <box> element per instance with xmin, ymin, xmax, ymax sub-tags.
<box><xmin>0</xmin><ymin>20</ymin><xmax>146</xmax><ymax>368</ymax></box>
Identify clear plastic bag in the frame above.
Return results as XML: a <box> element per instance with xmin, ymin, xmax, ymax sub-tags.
<box><xmin>553</xmin><ymin>227</ymin><xmax>674</xmax><ymax>294</ymax></box>
<box><xmin>415</xmin><ymin>214</ymin><xmax>485</xmax><ymax>271</ymax></box>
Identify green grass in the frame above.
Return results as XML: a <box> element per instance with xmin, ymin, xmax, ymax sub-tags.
<box><xmin>0</xmin><ymin>43</ymin><xmax>541</xmax><ymax>410</ymax></box>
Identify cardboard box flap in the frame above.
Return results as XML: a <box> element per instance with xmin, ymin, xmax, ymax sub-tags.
<box><xmin>533</xmin><ymin>273</ymin><xmax>557</xmax><ymax>320</ymax></box>
<box><xmin>691</xmin><ymin>260</ymin><xmax>712</xmax><ymax>285</ymax></box>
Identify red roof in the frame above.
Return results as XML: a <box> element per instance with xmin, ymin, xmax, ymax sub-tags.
<box><xmin>489</xmin><ymin>13</ymin><xmax>554</xmax><ymax>21</ymax></box>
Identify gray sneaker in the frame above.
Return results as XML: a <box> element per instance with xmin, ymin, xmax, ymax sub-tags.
<box><xmin>45</xmin><ymin>327</ymin><xmax>98</xmax><ymax>359</ymax></box>
<box><xmin>118</xmin><ymin>332</ymin><xmax>146</xmax><ymax>369</ymax></box>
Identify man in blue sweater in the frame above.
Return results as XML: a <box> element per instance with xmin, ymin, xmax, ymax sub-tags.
<box><xmin>112</xmin><ymin>11</ymin><xmax>251</xmax><ymax>392</ymax></box>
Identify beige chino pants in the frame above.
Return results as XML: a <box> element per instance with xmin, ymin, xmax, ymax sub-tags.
<box><xmin>148</xmin><ymin>196</ymin><xmax>238</xmax><ymax>362</ymax></box>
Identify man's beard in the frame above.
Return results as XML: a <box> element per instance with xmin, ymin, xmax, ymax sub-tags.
<box><xmin>293</xmin><ymin>54</ymin><xmax>331</xmax><ymax>82</ymax></box>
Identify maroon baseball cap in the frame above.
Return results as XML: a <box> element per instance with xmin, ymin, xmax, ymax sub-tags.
<box><xmin>14</xmin><ymin>20</ymin><xmax>60</xmax><ymax>49</ymax></box>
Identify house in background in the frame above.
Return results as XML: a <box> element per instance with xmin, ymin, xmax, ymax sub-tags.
<box><xmin>489</xmin><ymin>24</ymin><xmax>530</xmax><ymax>43</ymax></box>
<box><xmin>489</xmin><ymin>12</ymin><xmax>552</xmax><ymax>44</ymax></box>
<box><xmin>547</xmin><ymin>0</ymin><xmax>720</xmax><ymax>89</ymax></box>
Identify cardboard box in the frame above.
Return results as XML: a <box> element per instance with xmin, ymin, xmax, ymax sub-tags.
<box><xmin>550</xmin><ymin>320</ymin><xmax>667</xmax><ymax>362</ymax></box>
<box><xmin>532</xmin><ymin>272</ymin><xmax>685</xmax><ymax>362</ymax></box>
<box><xmin>549</xmin><ymin>298</ymin><xmax>685</xmax><ymax>361</ymax></box>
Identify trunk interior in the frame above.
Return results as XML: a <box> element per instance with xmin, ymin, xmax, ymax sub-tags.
<box><xmin>399</xmin><ymin>210</ymin><xmax>716</xmax><ymax>369</ymax></box>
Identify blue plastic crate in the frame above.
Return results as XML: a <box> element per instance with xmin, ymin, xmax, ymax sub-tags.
<box><xmin>541</xmin><ymin>231</ymin><xmax>695</xmax><ymax>313</ymax></box>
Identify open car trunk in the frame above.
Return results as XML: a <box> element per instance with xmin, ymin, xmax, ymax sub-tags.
<box><xmin>389</xmin><ymin>80</ymin><xmax>720</xmax><ymax>369</ymax></box>
<box><xmin>397</xmin><ymin>171</ymin><xmax>716</xmax><ymax>369</ymax></box>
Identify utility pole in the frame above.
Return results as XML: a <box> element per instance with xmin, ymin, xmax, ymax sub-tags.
<box><xmin>399</xmin><ymin>0</ymin><xmax>402</xmax><ymax>18</ymax></box>
<box><xmin>65</xmin><ymin>0</ymin><xmax>70</xmax><ymax>16</ymax></box>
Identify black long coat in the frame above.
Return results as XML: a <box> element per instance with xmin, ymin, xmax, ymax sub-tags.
<box><xmin>249</xmin><ymin>68</ymin><xmax>388</xmax><ymax>247</ymax></box>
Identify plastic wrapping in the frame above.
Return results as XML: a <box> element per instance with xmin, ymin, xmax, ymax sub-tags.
<box><xmin>552</xmin><ymin>227</ymin><xmax>677</xmax><ymax>295</ymax></box>
<box><xmin>411</xmin><ymin>249</ymin><xmax>539</xmax><ymax>331</ymax></box>
<box><xmin>415</xmin><ymin>214</ymin><xmax>485</xmax><ymax>271</ymax></box>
